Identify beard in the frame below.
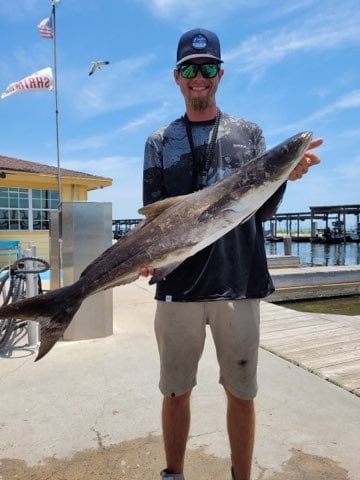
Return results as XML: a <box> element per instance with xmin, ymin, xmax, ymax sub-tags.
<box><xmin>190</xmin><ymin>96</ymin><xmax>212</xmax><ymax>111</ymax></box>
<box><xmin>188</xmin><ymin>82</ymin><xmax>218</xmax><ymax>111</ymax></box>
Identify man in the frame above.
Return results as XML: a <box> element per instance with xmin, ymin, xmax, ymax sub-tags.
<box><xmin>141</xmin><ymin>28</ymin><xmax>322</xmax><ymax>480</ymax></box>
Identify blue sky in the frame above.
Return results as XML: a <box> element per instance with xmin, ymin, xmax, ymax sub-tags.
<box><xmin>0</xmin><ymin>0</ymin><xmax>359</xmax><ymax>221</ymax></box>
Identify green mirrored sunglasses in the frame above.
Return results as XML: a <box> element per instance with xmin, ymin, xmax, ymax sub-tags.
<box><xmin>178</xmin><ymin>63</ymin><xmax>220</xmax><ymax>79</ymax></box>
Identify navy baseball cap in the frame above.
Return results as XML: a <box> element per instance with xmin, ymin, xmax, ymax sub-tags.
<box><xmin>176</xmin><ymin>28</ymin><xmax>223</xmax><ymax>66</ymax></box>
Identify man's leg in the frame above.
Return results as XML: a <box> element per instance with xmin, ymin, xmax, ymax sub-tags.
<box><xmin>162</xmin><ymin>390</ymin><xmax>192</xmax><ymax>474</ymax></box>
<box><xmin>155</xmin><ymin>301</ymin><xmax>206</xmax><ymax>475</ymax></box>
<box><xmin>208</xmin><ymin>299</ymin><xmax>259</xmax><ymax>479</ymax></box>
<box><xmin>225</xmin><ymin>388</ymin><xmax>255</xmax><ymax>480</ymax></box>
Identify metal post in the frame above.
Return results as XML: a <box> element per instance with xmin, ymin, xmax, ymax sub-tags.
<box><xmin>270</xmin><ymin>221</ymin><xmax>276</xmax><ymax>238</ymax></box>
<box><xmin>311</xmin><ymin>221</ymin><xmax>317</xmax><ymax>239</ymax></box>
<box><xmin>283</xmin><ymin>235</ymin><xmax>292</xmax><ymax>256</ymax></box>
<box><xmin>25</xmin><ymin>244</ymin><xmax>39</xmax><ymax>347</ymax></box>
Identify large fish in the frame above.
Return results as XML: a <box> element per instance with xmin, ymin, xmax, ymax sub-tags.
<box><xmin>0</xmin><ymin>132</ymin><xmax>312</xmax><ymax>361</ymax></box>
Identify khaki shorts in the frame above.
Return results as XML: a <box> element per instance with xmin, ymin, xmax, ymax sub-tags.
<box><xmin>154</xmin><ymin>299</ymin><xmax>260</xmax><ymax>400</ymax></box>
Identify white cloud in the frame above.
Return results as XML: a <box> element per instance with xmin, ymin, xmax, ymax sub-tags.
<box><xmin>144</xmin><ymin>0</ymin><xmax>318</xmax><ymax>22</ymax></box>
<box><xmin>70</xmin><ymin>55</ymin><xmax>159</xmax><ymax>115</ymax></box>
<box><xmin>62</xmin><ymin>103</ymin><xmax>172</xmax><ymax>154</ymax></box>
<box><xmin>281</xmin><ymin>171</ymin><xmax>359</xmax><ymax>213</ymax></box>
<box><xmin>145</xmin><ymin>0</ymin><xmax>247</xmax><ymax>19</ymax></box>
<box><xmin>341</xmin><ymin>128</ymin><xmax>360</xmax><ymax>138</ymax></box>
<box><xmin>223</xmin><ymin>9</ymin><xmax>360</xmax><ymax>80</ymax></box>
<box><xmin>62</xmin><ymin>155</ymin><xmax>144</xmax><ymax>218</ymax></box>
<box><xmin>61</xmin><ymin>154</ymin><xmax>140</xmax><ymax>176</ymax></box>
<box><xmin>142</xmin><ymin>0</ymin><xmax>315</xmax><ymax>26</ymax></box>
<box><xmin>266</xmin><ymin>90</ymin><xmax>360</xmax><ymax>137</ymax></box>
<box><xmin>119</xmin><ymin>103</ymin><xmax>171</xmax><ymax>133</ymax></box>
<box><xmin>0</xmin><ymin>0</ymin><xmax>42</xmax><ymax>20</ymax></box>
<box><xmin>333</xmin><ymin>155</ymin><xmax>360</xmax><ymax>179</ymax></box>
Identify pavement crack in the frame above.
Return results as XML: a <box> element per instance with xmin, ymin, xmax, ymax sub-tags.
<box><xmin>92</xmin><ymin>427</ymin><xmax>106</xmax><ymax>449</ymax></box>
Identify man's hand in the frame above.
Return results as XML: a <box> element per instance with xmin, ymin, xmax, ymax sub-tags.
<box><xmin>288</xmin><ymin>137</ymin><xmax>323</xmax><ymax>181</ymax></box>
<box><xmin>139</xmin><ymin>266</ymin><xmax>155</xmax><ymax>277</ymax></box>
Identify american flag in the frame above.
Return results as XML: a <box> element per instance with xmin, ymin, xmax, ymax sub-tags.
<box><xmin>37</xmin><ymin>16</ymin><xmax>54</xmax><ymax>39</ymax></box>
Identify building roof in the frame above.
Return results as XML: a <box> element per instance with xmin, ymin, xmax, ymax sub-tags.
<box><xmin>0</xmin><ymin>154</ymin><xmax>107</xmax><ymax>180</ymax></box>
<box><xmin>0</xmin><ymin>154</ymin><xmax>112</xmax><ymax>191</ymax></box>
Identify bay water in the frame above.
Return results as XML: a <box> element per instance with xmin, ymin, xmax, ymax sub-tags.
<box><xmin>265</xmin><ymin>240</ymin><xmax>360</xmax><ymax>315</ymax></box>
<box><xmin>265</xmin><ymin>240</ymin><xmax>360</xmax><ymax>267</ymax></box>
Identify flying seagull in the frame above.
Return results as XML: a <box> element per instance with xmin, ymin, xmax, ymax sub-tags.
<box><xmin>88</xmin><ymin>60</ymin><xmax>110</xmax><ymax>76</ymax></box>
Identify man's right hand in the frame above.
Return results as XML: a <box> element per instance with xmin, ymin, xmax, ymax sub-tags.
<box><xmin>139</xmin><ymin>266</ymin><xmax>155</xmax><ymax>277</ymax></box>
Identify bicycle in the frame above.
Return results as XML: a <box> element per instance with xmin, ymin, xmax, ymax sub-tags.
<box><xmin>0</xmin><ymin>256</ymin><xmax>50</xmax><ymax>351</ymax></box>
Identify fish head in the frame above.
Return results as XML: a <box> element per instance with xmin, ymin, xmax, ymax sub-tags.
<box><xmin>261</xmin><ymin>131</ymin><xmax>313</xmax><ymax>181</ymax></box>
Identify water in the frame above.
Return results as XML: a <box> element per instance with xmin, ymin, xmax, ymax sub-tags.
<box><xmin>279</xmin><ymin>296</ymin><xmax>360</xmax><ymax>316</ymax></box>
<box><xmin>265</xmin><ymin>241</ymin><xmax>360</xmax><ymax>267</ymax></box>
<box><xmin>265</xmin><ymin>240</ymin><xmax>360</xmax><ymax>316</ymax></box>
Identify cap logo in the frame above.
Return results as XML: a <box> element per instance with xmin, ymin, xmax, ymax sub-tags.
<box><xmin>191</xmin><ymin>34</ymin><xmax>207</xmax><ymax>50</ymax></box>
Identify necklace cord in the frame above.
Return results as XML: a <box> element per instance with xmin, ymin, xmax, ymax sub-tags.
<box><xmin>183</xmin><ymin>109</ymin><xmax>222</xmax><ymax>190</ymax></box>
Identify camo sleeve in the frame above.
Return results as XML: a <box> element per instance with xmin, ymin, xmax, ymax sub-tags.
<box><xmin>143</xmin><ymin>128</ymin><xmax>167</xmax><ymax>206</ymax></box>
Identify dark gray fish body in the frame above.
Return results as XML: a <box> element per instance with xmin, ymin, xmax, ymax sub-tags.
<box><xmin>0</xmin><ymin>132</ymin><xmax>312</xmax><ymax>360</ymax></box>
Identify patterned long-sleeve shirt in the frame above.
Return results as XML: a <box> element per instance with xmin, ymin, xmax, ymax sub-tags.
<box><xmin>143</xmin><ymin>112</ymin><xmax>286</xmax><ymax>301</ymax></box>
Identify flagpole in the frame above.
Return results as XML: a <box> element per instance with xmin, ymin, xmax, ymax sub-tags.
<box><xmin>52</xmin><ymin>0</ymin><xmax>62</xmax><ymax>204</ymax></box>
<box><xmin>51</xmin><ymin>0</ymin><xmax>63</xmax><ymax>289</ymax></box>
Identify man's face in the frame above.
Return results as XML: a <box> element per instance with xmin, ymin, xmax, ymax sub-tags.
<box><xmin>174</xmin><ymin>58</ymin><xmax>224</xmax><ymax>111</ymax></box>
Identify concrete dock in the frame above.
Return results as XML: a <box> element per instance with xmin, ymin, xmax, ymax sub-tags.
<box><xmin>268</xmin><ymin>263</ymin><xmax>360</xmax><ymax>301</ymax></box>
<box><xmin>0</xmin><ymin>279</ymin><xmax>359</xmax><ymax>480</ymax></box>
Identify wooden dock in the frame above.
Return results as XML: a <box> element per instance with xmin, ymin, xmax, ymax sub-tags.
<box><xmin>260</xmin><ymin>301</ymin><xmax>360</xmax><ymax>397</ymax></box>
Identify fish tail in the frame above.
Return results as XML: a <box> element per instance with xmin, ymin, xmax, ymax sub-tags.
<box><xmin>35</xmin><ymin>299</ymin><xmax>82</xmax><ymax>362</ymax></box>
<box><xmin>0</xmin><ymin>282</ymin><xmax>84</xmax><ymax>361</ymax></box>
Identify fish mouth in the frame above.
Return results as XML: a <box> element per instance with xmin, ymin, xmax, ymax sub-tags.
<box><xmin>299</xmin><ymin>131</ymin><xmax>313</xmax><ymax>154</ymax></box>
<box><xmin>302</xmin><ymin>131</ymin><xmax>313</xmax><ymax>143</ymax></box>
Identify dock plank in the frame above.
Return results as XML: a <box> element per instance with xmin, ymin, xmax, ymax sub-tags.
<box><xmin>317</xmin><ymin>359</ymin><xmax>360</xmax><ymax>377</ymax></box>
<box><xmin>261</xmin><ymin>323</ymin><xmax>343</xmax><ymax>341</ymax></box>
<box><xmin>260</xmin><ymin>326</ymin><xmax>355</xmax><ymax>347</ymax></box>
<box><xmin>279</xmin><ymin>339</ymin><xmax>360</xmax><ymax>357</ymax></box>
<box><xmin>319</xmin><ymin>368</ymin><xmax>360</xmax><ymax>390</ymax></box>
<box><xmin>260</xmin><ymin>301</ymin><xmax>360</xmax><ymax>397</ymax></box>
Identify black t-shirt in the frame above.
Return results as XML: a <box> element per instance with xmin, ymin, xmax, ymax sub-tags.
<box><xmin>143</xmin><ymin>112</ymin><xmax>286</xmax><ymax>301</ymax></box>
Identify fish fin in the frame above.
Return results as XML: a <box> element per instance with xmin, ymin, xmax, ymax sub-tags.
<box><xmin>35</xmin><ymin>296</ymin><xmax>82</xmax><ymax>361</ymax></box>
<box><xmin>138</xmin><ymin>195</ymin><xmax>188</xmax><ymax>219</ymax></box>
<box><xmin>0</xmin><ymin>283</ymin><xmax>83</xmax><ymax>361</ymax></box>
<box><xmin>149</xmin><ymin>262</ymin><xmax>183</xmax><ymax>284</ymax></box>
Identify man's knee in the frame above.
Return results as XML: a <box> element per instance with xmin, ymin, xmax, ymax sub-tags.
<box><xmin>164</xmin><ymin>390</ymin><xmax>192</xmax><ymax>406</ymax></box>
<box><xmin>225</xmin><ymin>387</ymin><xmax>255</xmax><ymax>409</ymax></box>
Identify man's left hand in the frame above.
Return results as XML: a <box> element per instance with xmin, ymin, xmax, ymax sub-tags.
<box><xmin>288</xmin><ymin>137</ymin><xmax>323</xmax><ymax>181</ymax></box>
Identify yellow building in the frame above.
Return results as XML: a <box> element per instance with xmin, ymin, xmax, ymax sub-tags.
<box><xmin>0</xmin><ymin>154</ymin><xmax>112</xmax><ymax>263</ymax></box>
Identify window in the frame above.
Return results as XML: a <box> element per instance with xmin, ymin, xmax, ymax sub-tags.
<box><xmin>32</xmin><ymin>189</ymin><xmax>59</xmax><ymax>230</ymax></box>
<box><xmin>0</xmin><ymin>188</ymin><xmax>59</xmax><ymax>231</ymax></box>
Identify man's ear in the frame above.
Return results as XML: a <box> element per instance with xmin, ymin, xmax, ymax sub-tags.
<box><xmin>173</xmin><ymin>68</ymin><xmax>180</xmax><ymax>85</ymax></box>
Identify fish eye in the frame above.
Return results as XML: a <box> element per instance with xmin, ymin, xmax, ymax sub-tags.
<box><xmin>281</xmin><ymin>146</ymin><xmax>289</xmax><ymax>155</ymax></box>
